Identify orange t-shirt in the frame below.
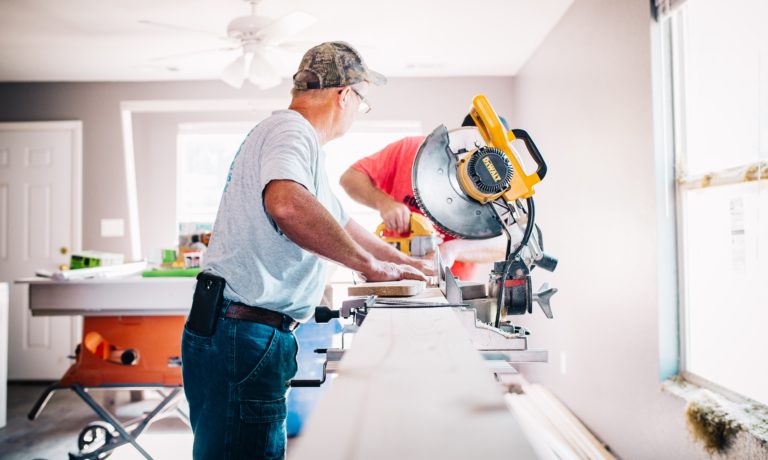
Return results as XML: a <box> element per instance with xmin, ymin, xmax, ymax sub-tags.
<box><xmin>351</xmin><ymin>136</ymin><xmax>477</xmax><ymax>280</ymax></box>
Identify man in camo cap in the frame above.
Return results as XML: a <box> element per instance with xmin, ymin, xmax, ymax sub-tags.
<box><xmin>182</xmin><ymin>41</ymin><xmax>431</xmax><ymax>460</ymax></box>
<box><xmin>293</xmin><ymin>41</ymin><xmax>387</xmax><ymax>90</ymax></box>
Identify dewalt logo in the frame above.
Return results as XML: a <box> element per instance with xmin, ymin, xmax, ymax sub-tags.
<box><xmin>482</xmin><ymin>156</ymin><xmax>502</xmax><ymax>183</ymax></box>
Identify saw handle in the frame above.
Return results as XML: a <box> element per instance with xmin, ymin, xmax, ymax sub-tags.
<box><xmin>511</xmin><ymin>129</ymin><xmax>547</xmax><ymax>180</ymax></box>
<box><xmin>376</xmin><ymin>223</ymin><xmax>409</xmax><ymax>238</ymax></box>
<box><xmin>314</xmin><ymin>306</ymin><xmax>339</xmax><ymax>323</ymax></box>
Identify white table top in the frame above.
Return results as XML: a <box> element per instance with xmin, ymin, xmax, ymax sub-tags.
<box><xmin>18</xmin><ymin>276</ymin><xmax>195</xmax><ymax>316</ymax></box>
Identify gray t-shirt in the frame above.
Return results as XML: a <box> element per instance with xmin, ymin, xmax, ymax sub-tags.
<box><xmin>203</xmin><ymin>109</ymin><xmax>348</xmax><ymax>321</ymax></box>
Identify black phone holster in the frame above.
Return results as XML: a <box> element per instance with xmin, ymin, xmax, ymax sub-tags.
<box><xmin>186</xmin><ymin>271</ymin><xmax>226</xmax><ymax>337</ymax></box>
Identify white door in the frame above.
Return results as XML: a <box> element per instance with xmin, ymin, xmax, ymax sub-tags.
<box><xmin>0</xmin><ymin>122</ymin><xmax>82</xmax><ymax>380</ymax></box>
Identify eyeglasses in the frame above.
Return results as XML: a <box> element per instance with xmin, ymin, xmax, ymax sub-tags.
<box><xmin>350</xmin><ymin>87</ymin><xmax>372</xmax><ymax>114</ymax></box>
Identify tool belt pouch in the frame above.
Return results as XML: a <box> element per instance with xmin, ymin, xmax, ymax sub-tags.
<box><xmin>187</xmin><ymin>272</ymin><xmax>226</xmax><ymax>337</ymax></box>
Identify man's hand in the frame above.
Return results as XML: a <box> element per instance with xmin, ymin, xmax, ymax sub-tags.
<box><xmin>379</xmin><ymin>200</ymin><xmax>411</xmax><ymax>234</ymax></box>
<box><xmin>438</xmin><ymin>240</ymin><xmax>459</xmax><ymax>268</ymax></box>
<box><xmin>406</xmin><ymin>256</ymin><xmax>435</xmax><ymax>277</ymax></box>
<box><xmin>340</xmin><ymin>168</ymin><xmax>411</xmax><ymax>234</ymax></box>
<box><xmin>346</xmin><ymin>218</ymin><xmax>435</xmax><ymax>276</ymax></box>
<box><xmin>360</xmin><ymin>260</ymin><xmax>428</xmax><ymax>283</ymax></box>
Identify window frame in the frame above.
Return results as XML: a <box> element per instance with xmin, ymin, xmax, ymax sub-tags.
<box><xmin>668</xmin><ymin>6</ymin><xmax>767</xmax><ymax>405</ymax></box>
<box><xmin>175</xmin><ymin>121</ymin><xmax>257</xmax><ymax>227</ymax></box>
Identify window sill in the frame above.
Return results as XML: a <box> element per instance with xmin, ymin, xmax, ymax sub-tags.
<box><xmin>662</xmin><ymin>376</ymin><xmax>768</xmax><ymax>455</ymax></box>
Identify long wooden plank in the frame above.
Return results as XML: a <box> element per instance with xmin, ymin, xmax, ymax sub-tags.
<box><xmin>290</xmin><ymin>288</ymin><xmax>537</xmax><ymax>460</ymax></box>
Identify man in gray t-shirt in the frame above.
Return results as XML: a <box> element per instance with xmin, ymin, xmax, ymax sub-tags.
<box><xmin>182</xmin><ymin>42</ymin><xmax>430</xmax><ymax>460</ymax></box>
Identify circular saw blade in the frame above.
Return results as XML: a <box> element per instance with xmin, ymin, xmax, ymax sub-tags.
<box><xmin>412</xmin><ymin>125</ymin><xmax>503</xmax><ymax>240</ymax></box>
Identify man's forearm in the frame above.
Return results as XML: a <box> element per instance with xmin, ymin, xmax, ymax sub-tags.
<box><xmin>264</xmin><ymin>180</ymin><xmax>375</xmax><ymax>273</ymax></box>
<box><xmin>346</xmin><ymin>218</ymin><xmax>434</xmax><ymax>276</ymax></box>
<box><xmin>345</xmin><ymin>218</ymin><xmax>412</xmax><ymax>265</ymax></box>
<box><xmin>442</xmin><ymin>235</ymin><xmax>508</xmax><ymax>264</ymax></box>
<box><xmin>265</xmin><ymin>180</ymin><xmax>428</xmax><ymax>283</ymax></box>
<box><xmin>340</xmin><ymin>168</ymin><xmax>395</xmax><ymax>210</ymax></box>
<box><xmin>340</xmin><ymin>167</ymin><xmax>411</xmax><ymax>233</ymax></box>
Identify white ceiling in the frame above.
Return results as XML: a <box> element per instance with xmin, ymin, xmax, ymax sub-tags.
<box><xmin>0</xmin><ymin>0</ymin><xmax>573</xmax><ymax>83</ymax></box>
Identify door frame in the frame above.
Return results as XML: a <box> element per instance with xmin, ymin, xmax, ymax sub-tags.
<box><xmin>0</xmin><ymin>121</ymin><xmax>83</xmax><ymax>255</ymax></box>
<box><xmin>0</xmin><ymin>121</ymin><xmax>83</xmax><ymax>376</ymax></box>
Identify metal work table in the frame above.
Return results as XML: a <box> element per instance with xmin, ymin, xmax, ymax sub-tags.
<box><xmin>20</xmin><ymin>278</ymin><xmax>538</xmax><ymax>458</ymax></box>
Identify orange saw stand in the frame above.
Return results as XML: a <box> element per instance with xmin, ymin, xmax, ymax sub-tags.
<box><xmin>28</xmin><ymin>315</ymin><xmax>187</xmax><ymax>460</ymax></box>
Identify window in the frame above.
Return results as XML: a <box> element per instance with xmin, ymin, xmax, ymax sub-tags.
<box><xmin>324</xmin><ymin>121</ymin><xmax>422</xmax><ymax>282</ymax></box>
<box><xmin>670</xmin><ymin>0</ymin><xmax>767</xmax><ymax>404</ymax></box>
<box><xmin>175</xmin><ymin>119</ymin><xmax>422</xmax><ymax>281</ymax></box>
<box><xmin>176</xmin><ymin>122</ymin><xmax>254</xmax><ymax>227</ymax></box>
<box><xmin>324</xmin><ymin>122</ymin><xmax>422</xmax><ymax>229</ymax></box>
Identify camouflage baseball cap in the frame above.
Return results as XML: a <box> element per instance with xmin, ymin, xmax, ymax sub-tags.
<box><xmin>293</xmin><ymin>41</ymin><xmax>387</xmax><ymax>90</ymax></box>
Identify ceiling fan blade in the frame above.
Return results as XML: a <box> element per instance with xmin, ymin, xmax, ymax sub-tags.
<box><xmin>248</xmin><ymin>51</ymin><xmax>282</xmax><ymax>89</ymax></box>
<box><xmin>139</xmin><ymin>20</ymin><xmax>231</xmax><ymax>41</ymax></box>
<box><xmin>221</xmin><ymin>55</ymin><xmax>247</xmax><ymax>89</ymax></box>
<box><xmin>273</xmin><ymin>40</ymin><xmax>317</xmax><ymax>54</ymax></box>
<box><xmin>149</xmin><ymin>46</ymin><xmax>241</xmax><ymax>62</ymax></box>
<box><xmin>254</xmin><ymin>11</ymin><xmax>316</xmax><ymax>44</ymax></box>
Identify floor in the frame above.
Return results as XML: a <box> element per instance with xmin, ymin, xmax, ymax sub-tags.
<box><xmin>0</xmin><ymin>383</ymin><xmax>310</xmax><ymax>460</ymax></box>
<box><xmin>0</xmin><ymin>383</ymin><xmax>193</xmax><ymax>460</ymax></box>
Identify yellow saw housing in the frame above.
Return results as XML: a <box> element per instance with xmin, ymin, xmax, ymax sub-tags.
<box><xmin>375</xmin><ymin>213</ymin><xmax>437</xmax><ymax>257</ymax></box>
<box><xmin>457</xmin><ymin>95</ymin><xmax>546</xmax><ymax>203</ymax></box>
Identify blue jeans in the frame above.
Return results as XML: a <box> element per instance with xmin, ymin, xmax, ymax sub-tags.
<box><xmin>182</xmin><ymin>300</ymin><xmax>299</xmax><ymax>460</ymax></box>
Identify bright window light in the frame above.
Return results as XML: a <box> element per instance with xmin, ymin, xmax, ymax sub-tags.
<box><xmin>324</xmin><ymin>122</ymin><xmax>422</xmax><ymax>283</ymax></box>
<box><xmin>672</xmin><ymin>0</ymin><xmax>768</xmax><ymax>404</ymax></box>
<box><xmin>176</xmin><ymin>120</ymin><xmax>422</xmax><ymax>283</ymax></box>
<box><xmin>176</xmin><ymin>123</ymin><xmax>254</xmax><ymax>226</ymax></box>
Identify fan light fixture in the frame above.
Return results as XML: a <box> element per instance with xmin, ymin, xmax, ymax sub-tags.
<box><xmin>220</xmin><ymin>46</ymin><xmax>282</xmax><ymax>89</ymax></box>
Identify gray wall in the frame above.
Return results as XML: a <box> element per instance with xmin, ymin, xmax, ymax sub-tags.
<box><xmin>0</xmin><ymin>78</ymin><xmax>515</xmax><ymax>256</ymax></box>
<box><xmin>508</xmin><ymin>0</ymin><xmax>719</xmax><ymax>458</ymax></box>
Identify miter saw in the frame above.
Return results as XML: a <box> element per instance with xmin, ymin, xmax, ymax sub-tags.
<box><xmin>292</xmin><ymin>95</ymin><xmax>559</xmax><ymax>388</ymax></box>
<box><xmin>412</xmin><ymin>94</ymin><xmax>559</xmax><ymax>333</ymax></box>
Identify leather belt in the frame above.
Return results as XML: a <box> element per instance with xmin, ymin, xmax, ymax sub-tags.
<box><xmin>224</xmin><ymin>303</ymin><xmax>299</xmax><ymax>332</ymax></box>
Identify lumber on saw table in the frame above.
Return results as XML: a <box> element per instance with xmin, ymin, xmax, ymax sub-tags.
<box><xmin>290</xmin><ymin>288</ymin><xmax>536</xmax><ymax>459</ymax></box>
<box><xmin>457</xmin><ymin>280</ymin><xmax>487</xmax><ymax>299</ymax></box>
<box><xmin>347</xmin><ymin>280</ymin><xmax>425</xmax><ymax>297</ymax></box>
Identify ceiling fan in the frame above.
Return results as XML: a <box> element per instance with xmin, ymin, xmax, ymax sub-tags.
<box><xmin>141</xmin><ymin>0</ymin><xmax>316</xmax><ymax>89</ymax></box>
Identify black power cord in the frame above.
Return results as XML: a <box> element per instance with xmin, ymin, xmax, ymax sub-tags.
<box><xmin>494</xmin><ymin>197</ymin><xmax>536</xmax><ymax>328</ymax></box>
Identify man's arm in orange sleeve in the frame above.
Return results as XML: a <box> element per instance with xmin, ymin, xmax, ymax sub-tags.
<box><xmin>340</xmin><ymin>138</ymin><xmax>415</xmax><ymax>233</ymax></box>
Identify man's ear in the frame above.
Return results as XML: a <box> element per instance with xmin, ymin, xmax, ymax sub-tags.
<box><xmin>337</xmin><ymin>87</ymin><xmax>350</xmax><ymax>110</ymax></box>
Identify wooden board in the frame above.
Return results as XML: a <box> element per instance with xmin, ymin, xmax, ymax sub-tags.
<box><xmin>290</xmin><ymin>288</ymin><xmax>536</xmax><ymax>460</ymax></box>
<box><xmin>458</xmin><ymin>280</ymin><xmax>487</xmax><ymax>299</ymax></box>
<box><xmin>347</xmin><ymin>280</ymin><xmax>425</xmax><ymax>297</ymax></box>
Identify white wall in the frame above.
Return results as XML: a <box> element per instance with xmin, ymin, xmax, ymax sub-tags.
<box><xmin>0</xmin><ymin>78</ymin><xmax>515</xmax><ymax>258</ymax></box>
<box><xmin>508</xmin><ymin>0</ymin><xmax>714</xmax><ymax>458</ymax></box>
